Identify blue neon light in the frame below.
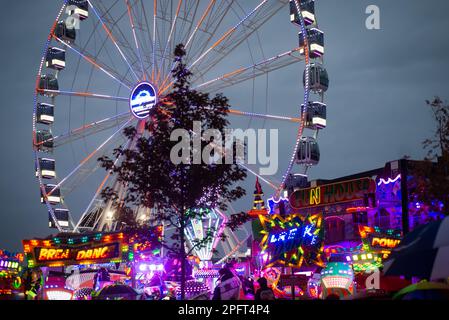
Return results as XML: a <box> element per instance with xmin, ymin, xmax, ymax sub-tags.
<box><xmin>268</xmin><ymin>223</ymin><xmax>318</xmax><ymax>258</ymax></box>
<box><xmin>267</xmin><ymin>196</ymin><xmax>290</xmax><ymax>214</ymax></box>
<box><xmin>129</xmin><ymin>82</ymin><xmax>158</xmax><ymax>119</ymax></box>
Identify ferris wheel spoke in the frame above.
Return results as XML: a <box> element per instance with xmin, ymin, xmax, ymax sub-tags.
<box><xmin>227</xmin><ymin>108</ymin><xmax>301</xmax><ymax>123</ymax></box>
<box><xmin>216</xmin><ymin>234</ymin><xmax>251</xmax><ymax>265</ymax></box>
<box><xmin>151</xmin><ymin>0</ymin><xmax>158</xmax><ymax>81</ymax></box>
<box><xmin>174</xmin><ymin>1</ymin><xmax>201</xmax><ymax>47</ymax></box>
<box><xmin>76</xmin><ymin>131</ymin><xmax>137</xmax><ymax>232</ymax></box>
<box><xmin>158</xmin><ymin>0</ymin><xmax>231</xmax><ymax>90</ymax></box>
<box><xmin>239</xmin><ymin>163</ymin><xmax>277</xmax><ymax>190</ymax></box>
<box><xmin>125</xmin><ymin>0</ymin><xmax>147</xmax><ymax>81</ymax></box>
<box><xmin>37</xmin><ymin>89</ymin><xmax>128</xmax><ymax>102</ymax></box>
<box><xmin>88</xmin><ymin>0</ymin><xmax>140</xmax><ymax>82</ymax></box>
<box><xmin>54</xmin><ymin>36</ymin><xmax>132</xmax><ymax>89</ymax></box>
<box><xmin>95</xmin><ymin>0</ymin><xmax>144</xmax><ymax>79</ymax></box>
<box><xmin>157</xmin><ymin>0</ymin><xmax>201</xmax><ymax>82</ymax></box>
<box><xmin>184</xmin><ymin>0</ymin><xmax>235</xmax><ymax>62</ymax></box>
<box><xmin>193</xmin><ymin>125</ymin><xmax>278</xmax><ymax>191</ymax></box>
<box><xmin>189</xmin><ymin>0</ymin><xmax>287</xmax><ymax>76</ymax></box>
<box><xmin>184</xmin><ymin>0</ymin><xmax>216</xmax><ymax>49</ymax></box>
<box><xmin>160</xmin><ymin>0</ymin><xmax>287</xmax><ymax>94</ymax></box>
<box><xmin>92</xmin><ymin>119</ymin><xmax>147</xmax><ymax>231</ymax></box>
<box><xmin>74</xmin><ymin>134</ymin><xmax>133</xmax><ymax>232</ymax></box>
<box><xmin>37</xmin><ymin>113</ymin><xmax>131</xmax><ymax>148</ymax></box>
<box><xmin>194</xmin><ymin>47</ymin><xmax>303</xmax><ymax>93</ymax></box>
<box><xmin>135</xmin><ymin>0</ymin><xmax>154</xmax><ymax>65</ymax></box>
<box><xmin>157</xmin><ymin>0</ymin><xmax>183</xmax><ymax>81</ymax></box>
<box><xmin>46</xmin><ymin>119</ymin><xmax>132</xmax><ymax>199</ymax></box>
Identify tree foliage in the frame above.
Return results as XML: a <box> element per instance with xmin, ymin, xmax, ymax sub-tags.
<box><xmin>409</xmin><ymin>97</ymin><xmax>449</xmax><ymax>216</ymax></box>
<box><xmin>98</xmin><ymin>44</ymin><xmax>247</xmax><ymax>298</ymax></box>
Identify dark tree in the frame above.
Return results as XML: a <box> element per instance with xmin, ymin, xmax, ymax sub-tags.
<box><xmin>99</xmin><ymin>44</ymin><xmax>246</xmax><ymax>299</ymax></box>
<box><xmin>409</xmin><ymin>97</ymin><xmax>449</xmax><ymax>216</ymax></box>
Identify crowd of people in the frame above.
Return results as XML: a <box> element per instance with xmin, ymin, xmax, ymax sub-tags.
<box><xmin>211</xmin><ymin>266</ymin><xmax>275</xmax><ymax>301</ymax></box>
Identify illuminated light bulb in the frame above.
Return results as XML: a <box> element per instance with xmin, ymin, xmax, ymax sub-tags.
<box><xmin>139</xmin><ymin>264</ymin><xmax>147</xmax><ymax>272</ymax></box>
<box><xmin>106</xmin><ymin>211</ymin><xmax>114</xmax><ymax>220</ymax></box>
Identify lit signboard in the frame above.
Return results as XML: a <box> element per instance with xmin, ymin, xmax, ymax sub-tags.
<box><xmin>34</xmin><ymin>243</ymin><xmax>120</xmax><ymax>265</ymax></box>
<box><xmin>370</xmin><ymin>237</ymin><xmax>401</xmax><ymax>249</ymax></box>
<box><xmin>290</xmin><ymin>178</ymin><xmax>376</xmax><ymax>210</ymax></box>
<box><xmin>266</xmin><ymin>196</ymin><xmax>290</xmax><ymax>215</ymax></box>
<box><xmin>23</xmin><ymin>233</ymin><xmax>127</xmax><ymax>267</ymax></box>
<box><xmin>36</xmin><ymin>248</ymin><xmax>70</xmax><ymax>262</ymax></box>
<box><xmin>76</xmin><ymin>244</ymin><xmax>119</xmax><ymax>261</ymax></box>
<box><xmin>259</xmin><ymin>213</ymin><xmax>324</xmax><ymax>268</ymax></box>
<box><xmin>129</xmin><ymin>82</ymin><xmax>158</xmax><ymax>119</ymax></box>
<box><xmin>359</xmin><ymin>225</ymin><xmax>402</xmax><ymax>258</ymax></box>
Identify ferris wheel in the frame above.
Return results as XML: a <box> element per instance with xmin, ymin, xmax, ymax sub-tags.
<box><xmin>33</xmin><ymin>0</ymin><xmax>328</xmax><ymax>257</ymax></box>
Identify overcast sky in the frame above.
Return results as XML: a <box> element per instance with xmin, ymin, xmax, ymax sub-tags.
<box><xmin>0</xmin><ymin>0</ymin><xmax>448</xmax><ymax>252</ymax></box>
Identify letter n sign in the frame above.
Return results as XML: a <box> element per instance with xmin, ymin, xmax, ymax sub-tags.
<box><xmin>309</xmin><ymin>187</ymin><xmax>321</xmax><ymax>206</ymax></box>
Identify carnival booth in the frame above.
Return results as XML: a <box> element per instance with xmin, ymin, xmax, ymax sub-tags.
<box><xmin>256</xmin><ymin>210</ymin><xmax>326</xmax><ymax>299</ymax></box>
<box><xmin>43</xmin><ymin>270</ymin><xmax>73</xmax><ymax>300</ymax></box>
<box><xmin>22</xmin><ymin>230</ymin><xmax>164</xmax><ymax>299</ymax></box>
<box><xmin>320</xmin><ymin>262</ymin><xmax>354</xmax><ymax>299</ymax></box>
<box><xmin>0</xmin><ymin>250</ymin><xmax>23</xmax><ymax>297</ymax></box>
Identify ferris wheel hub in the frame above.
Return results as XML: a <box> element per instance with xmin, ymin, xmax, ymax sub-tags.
<box><xmin>129</xmin><ymin>82</ymin><xmax>158</xmax><ymax>119</ymax></box>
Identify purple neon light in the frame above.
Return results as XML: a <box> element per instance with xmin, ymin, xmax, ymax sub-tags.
<box><xmin>377</xmin><ymin>174</ymin><xmax>401</xmax><ymax>186</ymax></box>
<box><xmin>267</xmin><ymin>196</ymin><xmax>289</xmax><ymax>214</ymax></box>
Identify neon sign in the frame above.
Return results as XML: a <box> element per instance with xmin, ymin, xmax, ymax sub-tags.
<box><xmin>377</xmin><ymin>174</ymin><xmax>401</xmax><ymax>186</ymax></box>
<box><xmin>310</xmin><ymin>187</ymin><xmax>320</xmax><ymax>205</ymax></box>
<box><xmin>290</xmin><ymin>178</ymin><xmax>376</xmax><ymax>210</ymax></box>
<box><xmin>371</xmin><ymin>237</ymin><xmax>401</xmax><ymax>249</ymax></box>
<box><xmin>35</xmin><ymin>244</ymin><xmax>119</xmax><ymax>263</ymax></box>
<box><xmin>37</xmin><ymin>248</ymin><xmax>70</xmax><ymax>262</ymax></box>
<box><xmin>259</xmin><ymin>213</ymin><xmax>324</xmax><ymax>268</ymax></box>
<box><xmin>129</xmin><ymin>82</ymin><xmax>158</xmax><ymax>119</ymax></box>
<box><xmin>267</xmin><ymin>196</ymin><xmax>290</xmax><ymax>215</ymax></box>
<box><xmin>359</xmin><ymin>225</ymin><xmax>402</xmax><ymax>257</ymax></box>
<box><xmin>75</xmin><ymin>245</ymin><xmax>116</xmax><ymax>261</ymax></box>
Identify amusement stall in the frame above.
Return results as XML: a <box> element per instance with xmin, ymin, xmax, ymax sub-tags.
<box><xmin>0</xmin><ymin>250</ymin><xmax>24</xmax><ymax>297</ymax></box>
<box><xmin>22</xmin><ymin>229</ymin><xmax>164</xmax><ymax>300</ymax></box>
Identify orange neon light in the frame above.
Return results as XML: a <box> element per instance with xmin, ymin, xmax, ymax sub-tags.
<box><xmin>371</xmin><ymin>237</ymin><xmax>401</xmax><ymax>249</ymax></box>
<box><xmin>76</xmin><ymin>246</ymin><xmax>110</xmax><ymax>261</ymax></box>
<box><xmin>38</xmin><ymin>248</ymin><xmax>70</xmax><ymax>261</ymax></box>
